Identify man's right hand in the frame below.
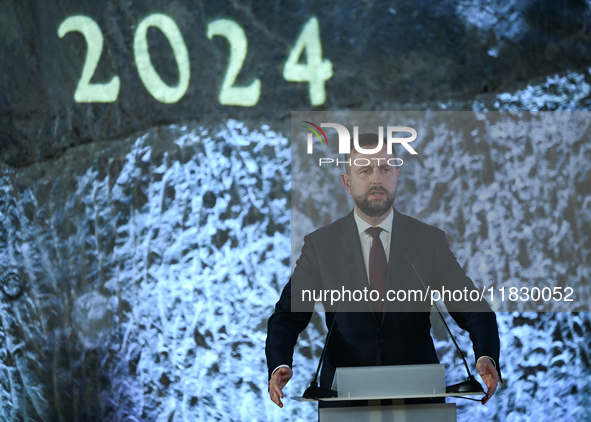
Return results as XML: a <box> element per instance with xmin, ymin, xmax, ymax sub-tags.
<box><xmin>268</xmin><ymin>366</ymin><xmax>293</xmax><ymax>408</ymax></box>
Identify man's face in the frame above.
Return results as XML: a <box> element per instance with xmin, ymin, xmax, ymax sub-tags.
<box><xmin>341</xmin><ymin>144</ymin><xmax>400</xmax><ymax>218</ymax></box>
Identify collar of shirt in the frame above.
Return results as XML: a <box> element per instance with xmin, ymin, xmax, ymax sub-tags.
<box><xmin>353</xmin><ymin>207</ymin><xmax>393</xmax><ymax>236</ymax></box>
<box><xmin>353</xmin><ymin>208</ymin><xmax>394</xmax><ymax>281</ymax></box>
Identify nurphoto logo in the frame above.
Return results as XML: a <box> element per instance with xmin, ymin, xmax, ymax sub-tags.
<box><xmin>303</xmin><ymin>122</ymin><xmax>417</xmax><ymax>167</ymax></box>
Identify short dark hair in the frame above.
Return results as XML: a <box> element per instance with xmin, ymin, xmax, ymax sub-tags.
<box><xmin>344</xmin><ymin>133</ymin><xmax>397</xmax><ymax>174</ymax></box>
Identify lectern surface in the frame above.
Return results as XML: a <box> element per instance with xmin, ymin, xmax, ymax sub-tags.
<box><xmin>331</xmin><ymin>364</ymin><xmax>446</xmax><ymax>399</ymax></box>
<box><xmin>293</xmin><ymin>390</ymin><xmax>481</xmax><ymax>402</ymax></box>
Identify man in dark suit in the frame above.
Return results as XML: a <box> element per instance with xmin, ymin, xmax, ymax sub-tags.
<box><xmin>266</xmin><ymin>133</ymin><xmax>501</xmax><ymax>408</ymax></box>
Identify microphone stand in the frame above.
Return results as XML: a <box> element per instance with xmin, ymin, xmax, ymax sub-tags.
<box><xmin>405</xmin><ymin>254</ymin><xmax>484</xmax><ymax>394</ymax></box>
<box><xmin>302</xmin><ymin>255</ymin><xmax>353</xmax><ymax>399</ymax></box>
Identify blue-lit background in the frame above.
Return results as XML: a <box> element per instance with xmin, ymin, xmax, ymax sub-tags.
<box><xmin>2</xmin><ymin>105</ymin><xmax>591</xmax><ymax>421</ymax></box>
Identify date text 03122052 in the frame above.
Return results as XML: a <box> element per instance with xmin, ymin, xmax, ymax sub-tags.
<box><xmin>58</xmin><ymin>15</ymin><xmax>332</xmax><ymax>106</ymax></box>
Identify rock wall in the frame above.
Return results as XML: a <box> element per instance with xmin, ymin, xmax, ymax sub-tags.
<box><xmin>3</xmin><ymin>0</ymin><xmax>591</xmax><ymax>166</ymax></box>
<box><xmin>1</xmin><ymin>123</ymin><xmax>292</xmax><ymax>421</ymax></box>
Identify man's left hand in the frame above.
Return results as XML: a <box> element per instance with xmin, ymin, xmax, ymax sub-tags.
<box><xmin>476</xmin><ymin>357</ymin><xmax>499</xmax><ymax>404</ymax></box>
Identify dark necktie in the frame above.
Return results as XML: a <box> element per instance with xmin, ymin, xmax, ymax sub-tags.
<box><xmin>366</xmin><ymin>227</ymin><xmax>387</xmax><ymax>324</ymax></box>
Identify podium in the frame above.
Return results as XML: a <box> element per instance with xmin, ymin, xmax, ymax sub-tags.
<box><xmin>295</xmin><ymin>364</ymin><xmax>480</xmax><ymax>422</ymax></box>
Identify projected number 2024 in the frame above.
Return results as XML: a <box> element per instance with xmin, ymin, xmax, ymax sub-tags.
<box><xmin>58</xmin><ymin>14</ymin><xmax>332</xmax><ymax>106</ymax></box>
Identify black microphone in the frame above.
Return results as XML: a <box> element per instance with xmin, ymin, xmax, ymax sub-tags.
<box><xmin>303</xmin><ymin>254</ymin><xmax>354</xmax><ymax>399</ymax></box>
<box><xmin>405</xmin><ymin>254</ymin><xmax>484</xmax><ymax>395</ymax></box>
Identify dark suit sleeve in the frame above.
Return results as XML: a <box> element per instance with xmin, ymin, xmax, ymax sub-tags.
<box><xmin>448</xmin><ymin>311</ymin><xmax>502</xmax><ymax>381</ymax></box>
<box><xmin>265</xmin><ymin>234</ymin><xmax>320</xmax><ymax>379</ymax></box>
<box><xmin>265</xmin><ymin>281</ymin><xmax>312</xmax><ymax>379</ymax></box>
<box><xmin>432</xmin><ymin>231</ymin><xmax>502</xmax><ymax>380</ymax></box>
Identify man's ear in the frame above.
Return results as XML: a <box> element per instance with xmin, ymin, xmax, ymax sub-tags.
<box><xmin>341</xmin><ymin>173</ymin><xmax>352</xmax><ymax>194</ymax></box>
